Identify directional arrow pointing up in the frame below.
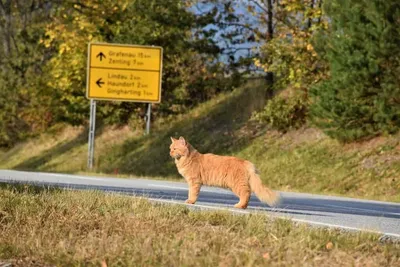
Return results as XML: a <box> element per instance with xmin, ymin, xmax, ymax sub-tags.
<box><xmin>96</xmin><ymin>52</ymin><xmax>106</xmax><ymax>61</ymax></box>
<box><xmin>96</xmin><ymin>78</ymin><xmax>105</xmax><ymax>88</ymax></box>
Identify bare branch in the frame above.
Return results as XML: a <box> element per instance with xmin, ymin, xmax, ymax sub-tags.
<box><xmin>248</xmin><ymin>0</ymin><xmax>268</xmax><ymax>14</ymax></box>
<box><xmin>217</xmin><ymin>21</ymin><xmax>256</xmax><ymax>31</ymax></box>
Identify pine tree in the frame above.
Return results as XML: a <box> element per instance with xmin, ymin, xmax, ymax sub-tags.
<box><xmin>310</xmin><ymin>0</ymin><xmax>400</xmax><ymax>142</ymax></box>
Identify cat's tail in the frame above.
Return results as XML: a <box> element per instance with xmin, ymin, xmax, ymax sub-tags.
<box><xmin>247</xmin><ymin>162</ymin><xmax>280</xmax><ymax>207</ymax></box>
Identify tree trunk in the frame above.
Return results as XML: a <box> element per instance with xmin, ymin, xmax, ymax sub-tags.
<box><xmin>0</xmin><ymin>0</ymin><xmax>13</xmax><ymax>58</ymax></box>
<box><xmin>265</xmin><ymin>0</ymin><xmax>273</xmax><ymax>40</ymax></box>
<box><xmin>308</xmin><ymin>0</ymin><xmax>315</xmax><ymax>29</ymax></box>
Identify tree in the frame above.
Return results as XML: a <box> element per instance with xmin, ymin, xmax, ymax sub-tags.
<box><xmin>249</xmin><ymin>0</ymin><xmax>327</xmax><ymax>131</ymax></box>
<box><xmin>253</xmin><ymin>0</ymin><xmax>327</xmax><ymax>92</ymax></box>
<box><xmin>310</xmin><ymin>0</ymin><xmax>400</xmax><ymax>142</ymax></box>
<box><xmin>0</xmin><ymin>0</ymin><xmax>245</xmax><ymax>147</ymax></box>
<box><xmin>0</xmin><ymin>0</ymin><xmax>57</xmax><ymax>147</ymax></box>
<box><xmin>43</xmin><ymin>0</ymin><xmax>231</xmax><ymax>125</ymax></box>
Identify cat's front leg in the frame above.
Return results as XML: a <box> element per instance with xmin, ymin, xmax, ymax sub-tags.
<box><xmin>185</xmin><ymin>179</ymin><xmax>202</xmax><ymax>204</ymax></box>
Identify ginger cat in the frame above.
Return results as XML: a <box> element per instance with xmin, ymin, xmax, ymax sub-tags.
<box><xmin>169</xmin><ymin>136</ymin><xmax>279</xmax><ymax>209</ymax></box>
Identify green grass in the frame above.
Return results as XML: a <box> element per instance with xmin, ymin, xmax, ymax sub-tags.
<box><xmin>0</xmin><ymin>184</ymin><xmax>399</xmax><ymax>266</ymax></box>
<box><xmin>236</xmin><ymin>130</ymin><xmax>400</xmax><ymax>202</ymax></box>
<box><xmin>0</xmin><ymin>79</ymin><xmax>399</xmax><ymax>202</ymax></box>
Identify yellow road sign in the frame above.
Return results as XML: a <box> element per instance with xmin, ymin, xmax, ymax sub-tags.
<box><xmin>86</xmin><ymin>43</ymin><xmax>163</xmax><ymax>103</ymax></box>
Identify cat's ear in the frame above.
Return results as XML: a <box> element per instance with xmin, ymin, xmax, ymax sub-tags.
<box><xmin>179</xmin><ymin>136</ymin><xmax>186</xmax><ymax>146</ymax></box>
<box><xmin>170</xmin><ymin>137</ymin><xmax>177</xmax><ymax>143</ymax></box>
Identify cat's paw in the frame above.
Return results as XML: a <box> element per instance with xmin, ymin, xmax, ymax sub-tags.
<box><xmin>185</xmin><ymin>199</ymin><xmax>196</xmax><ymax>204</ymax></box>
<box><xmin>234</xmin><ymin>203</ymin><xmax>248</xmax><ymax>209</ymax></box>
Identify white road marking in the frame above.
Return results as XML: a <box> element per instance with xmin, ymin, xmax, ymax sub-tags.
<box><xmin>147</xmin><ymin>183</ymin><xmax>231</xmax><ymax>194</ymax></box>
<box><xmin>147</xmin><ymin>184</ymin><xmax>188</xmax><ymax>190</ymax></box>
<box><xmin>148</xmin><ymin>198</ymin><xmax>250</xmax><ymax>214</ymax></box>
<box><xmin>147</xmin><ymin>197</ymin><xmax>400</xmax><ymax>239</ymax></box>
<box><xmin>282</xmin><ymin>216</ymin><xmax>400</xmax><ymax>239</ymax></box>
<box><xmin>38</xmin><ymin>172</ymin><xmax>110</xmax><ymax>181</ymax></box>
<box><xmin>320</xmin><ymin>203</ymin><xmax>400</xmax><ymax>216</ymax></box>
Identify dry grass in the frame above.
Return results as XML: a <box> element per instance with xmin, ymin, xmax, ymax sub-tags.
<box><xmin>0</xmin><ymin>184</ymin><xmax>399</xmax><ymax>267</ymax></box>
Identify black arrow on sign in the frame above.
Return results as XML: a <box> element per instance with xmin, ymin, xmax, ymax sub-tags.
<box><xmin>96</xmin><ymin>52</ymin><xmax>106</xmax><ymax>61</ymax></box>
<box><xmin>96</xmin><ymin>78</ymin><xmax>105</xmax><ymax>88</ymax></box>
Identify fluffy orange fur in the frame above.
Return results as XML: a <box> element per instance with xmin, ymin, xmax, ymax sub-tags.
<box><xmin>169</xmin><ymin>136</ymin><xmax>279</xmax><ymax>209</ymax></box>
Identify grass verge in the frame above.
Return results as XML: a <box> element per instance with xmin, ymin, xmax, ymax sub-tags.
<box><xmin>0</xmin><ymin>184</ymin><xmax>399</xmax><ymax>266</ymax></box>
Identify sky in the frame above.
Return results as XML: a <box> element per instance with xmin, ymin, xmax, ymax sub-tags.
<box><xmin>188</xmin><ymin>0</ymin><xmax>267</xmax><ymax>63</ymax></box>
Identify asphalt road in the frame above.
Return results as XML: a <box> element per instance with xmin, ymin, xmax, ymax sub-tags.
<box><xmin>0</xmin><ymin>170</ymin><xmax>399</xmax><ymax>240</ymax></box>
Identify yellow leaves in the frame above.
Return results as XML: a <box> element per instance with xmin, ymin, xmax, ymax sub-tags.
<box><xmin>253</xmin><ymin>58</ymin><xmax>261</xmax><ymax>67</ymax></box>
<box><xmin>247</xmin><ymin>4</ymin><xmax>257</xmax><ymax>15</ymax></box>
<box><xmin>254</xmin><ymin>0</ymin><xmax>327</xmax><ymax>88</ymax></box>
<box><xmin>20</xmin><ymin>87</ymin><xmax>28</xmax><ymax>96</ymax></box>
<box><xmin>284</xmin><ymin>0</ymin><xmax>303</xmax><ymax>12</ymax></box>
<box><xmin>46</xmin><ymin>30</ymin><xmax>56</xmax><ymax>42</ymax></box>
<box><xmin>286</xmin><ymin>6</ymin><xmax>294</xmax><ymax>12</ymax></box>
<box><xmin>289</xmin><ymin>68</ymin><xmax>295</xmax><ymax>80</ymax></box>
<box><xmin>44</xmin><ymin>40</ymin><xmax>52</xmax><ymax>48</ymax></box>
<box><xmin>184</xmin><ymin>1</ymin><xmax>193</xmax><ymax>8</ymax></box>
<box><xmin>59</xmin><ymin>44</ymin><xmax>71</xmax><ymax>55</ymax></box>
<box><xmin>71</xmin><ymin>58</ymin><xmax>79</xmax><ymax>66</ymax></box>
<box><xmin>121</xmin><ymin>2</ymin><xmax>129</xmax><ymax>11</ymax></box>
<box><xmin>253</xmin><ymin>58</ymin><xmax>269</xmax><ymax>72</ymax></box>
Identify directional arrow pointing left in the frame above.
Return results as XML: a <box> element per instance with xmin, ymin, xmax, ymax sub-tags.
<box><xmin>96</xmin><ymin>78</ymin><xmax>105</xmax><ymax>88</ymax></box>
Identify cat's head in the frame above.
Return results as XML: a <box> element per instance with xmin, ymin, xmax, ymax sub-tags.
<box><xmin>169</xmin><ymin>136</ymin><xmax>189</xmax><ymax>160</ymax></box>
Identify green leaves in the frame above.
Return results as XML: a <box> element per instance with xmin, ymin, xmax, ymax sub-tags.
<box><xmin>310</xmin><ymin>0</ymin><xmax>400</xmax><ymax>142</ymax></box>
<box><xmin>0</xmin><ymin>0</ymin><xmax>243</xmax><ymax>147</ymax></box>
<box><xmin>252</xmin><ymin>92</ymin><xmax>308</xmax><ymax>132</ymax></box>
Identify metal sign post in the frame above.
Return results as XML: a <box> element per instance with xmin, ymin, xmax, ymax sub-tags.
<box><xmin>145</xmin><ymin>103</ymin><xmax>152</xmax><ymax>135</ymax></box>
<box><xmin>86</xmin><ymin>42</ymin><xmax>163</xmax><ymax>169</ymax></box>
<box><xmin>87</xmin><ymin>99</ymin><xmax>97</xmax><ymax>169</ymax></box>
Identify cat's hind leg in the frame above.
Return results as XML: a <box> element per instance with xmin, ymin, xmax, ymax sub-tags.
<box><xmin>232</xmin><ymin>183</ymin><xmax>251</xmax><ymax>209</ymax></box>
